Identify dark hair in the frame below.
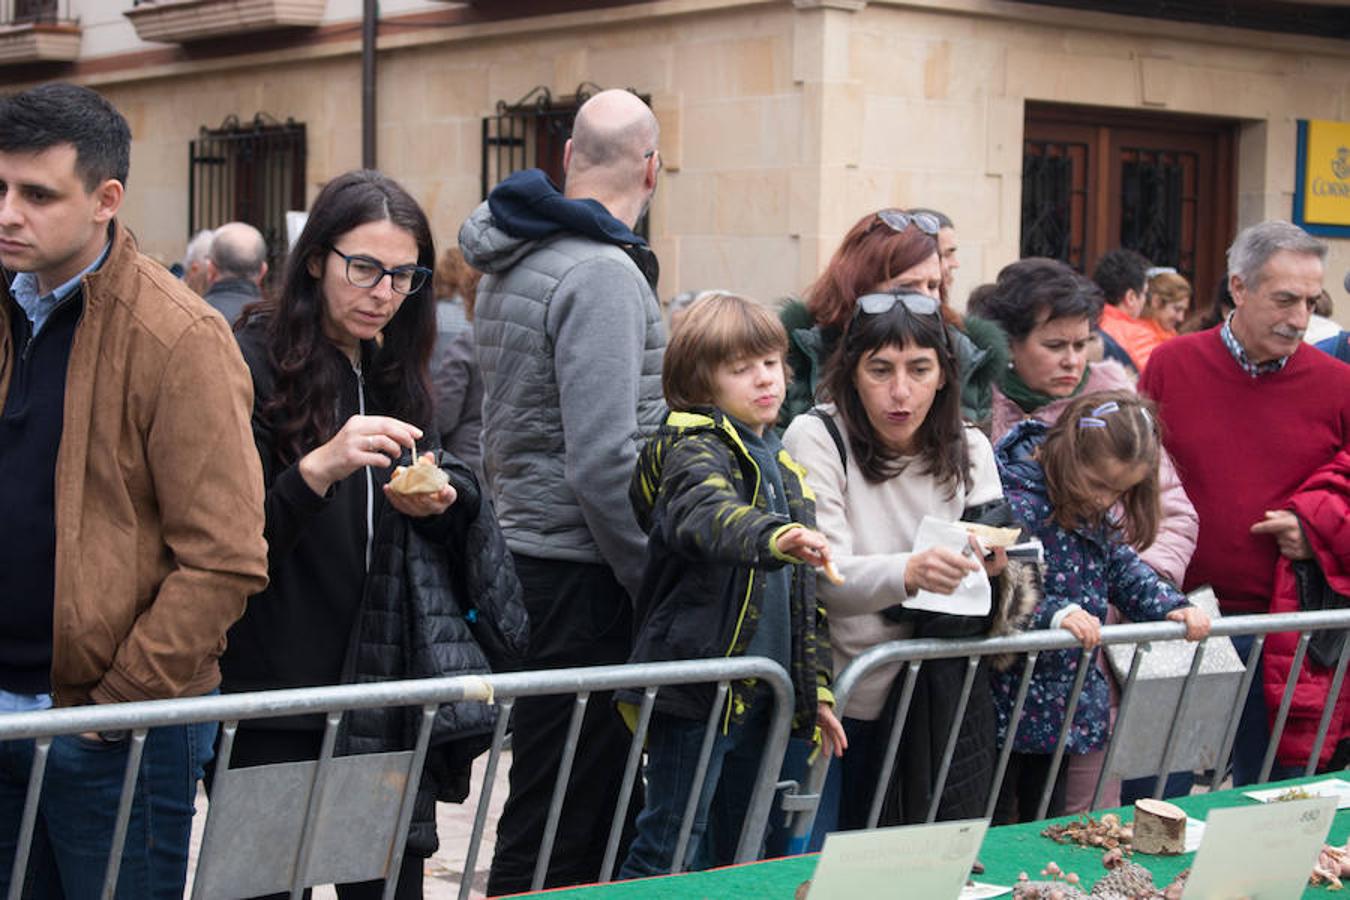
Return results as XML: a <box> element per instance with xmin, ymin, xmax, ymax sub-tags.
<box><xmin>979</xmin><ymin>258</ymin><xmax>1103</xmax><ymax>342</ymax></box>
<box><xmin>662</xmin><ymin>292</ymin><xmax>788</xmax><ymax>411</ymax></box>
<box><xmin>0</xmin><ymin>83</ymin><xmax>130</xmax><ymax>189</ymax></box>
<box><xmin>1039</xmin><ymin>390</ymin><xmax>1161</xmax><ymax>548</ymax></box>
<box><xmin>1182</xmin><ymin>276</ymin><xmax>1234</xmax><ymax>334</ymax></box>
<box><xmin>1092</xmin><ymin>249</ymin><xmax>1150</xmax><ymax>306</ymax></box>
<box><xmin>965</xmin><ymin>282</ymin><xmax>997</xmax><ymax>318</ymax></box>
<box><xmin>819</xmin><ymin>302</ymin><xmax>969</xmax><ymax>491</ymax></box>
<box><xmin>245</xmin><ymin>169</ymin><xmax>436</xmax><ymax>465</ymax></box>
<box><xmin>907</xmin><ymin>207</ymin><xmax>954</xmax><ymax>229</ymax></box>
<box><xmin>805</xmin><ymin>209</ymin><xmax>940</xmax><ymax>332</ymax></box>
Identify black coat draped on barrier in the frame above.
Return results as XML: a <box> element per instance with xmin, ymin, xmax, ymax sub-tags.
<box><xmin>338</xmin><ymin>449</ymin><xmax>528</xmax><ymax>856</ymax></box>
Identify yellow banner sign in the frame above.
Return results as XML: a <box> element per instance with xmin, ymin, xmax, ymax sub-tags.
<box><xmin>1299</xmin><ymin>119</ymin><xmax>1350</xmax><ymax>231</ymax></box>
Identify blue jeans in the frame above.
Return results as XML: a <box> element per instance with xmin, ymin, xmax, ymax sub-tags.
<box><xmin>620</xmin><ymin>702</ymin><xmax>771</xmax><ymax>879</ymax></box>
<box><xmin>791</xmin><ymin>717</ymin><xmax>879</xmax><ymax>854</ymax></box>
<box><xmin>0</xmin><ymin>715</ymin><xmax>217</xmax><ymax>899</ymax></box>
<box><xmin>1120</xmin><ymin>771</ymin><xmax>1195</xmax><ymax>805</ymax></box>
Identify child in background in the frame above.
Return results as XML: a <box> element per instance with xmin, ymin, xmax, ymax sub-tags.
<box><xmin>618</xmin><ymin>292</ymin><xmax>846</xmax><ymax>878</ymax></box>
<box><xmin>991</xmin><ymin>390</ymin><xmax>1210</xmax><ymax>822</ymax></box>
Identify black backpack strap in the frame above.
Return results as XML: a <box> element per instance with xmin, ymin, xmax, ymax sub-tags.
<box><xmin>808</xmin><ymin>407</ymin><xmax>847</xmax><ymax>469</ymax></box>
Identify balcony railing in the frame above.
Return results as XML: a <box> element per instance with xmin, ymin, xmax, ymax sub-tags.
<box><xmin>6</xmin><ymin>0</ymin><xmax>63</xmax><ymax>25</ymax></box>
<box><xmin>0</xmin><ymin>0</ymin><xmax>80</xmax><ymax>66</ymax></box>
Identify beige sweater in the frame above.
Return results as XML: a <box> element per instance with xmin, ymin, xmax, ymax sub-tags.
<box><xmin>782</xmin><ymin>407</ymin><xmax>1003</xmax><ymax>720</ymax></box>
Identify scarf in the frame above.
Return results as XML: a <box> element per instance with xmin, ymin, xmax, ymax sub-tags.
<box><xmin>999</xmin><ymin>364</ymin><xmax>1090</xmax><ymax>413</ymax></box>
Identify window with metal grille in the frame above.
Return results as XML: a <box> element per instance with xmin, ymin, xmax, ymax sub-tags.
<box><xmin>1119</xmin><ymin>148</ymin><xmax>1199</xmax><ymax>277</ymax></box>
<box><xmin>10</xmin><ymin>0</ymin><xmax>64</xmax><ymax>24</ymax></box>
<box><xmin>189</xmin><ymin>115</ymin><xmax>307</xmax><ymax>286</ymax></box>
<box><xmin>481</xmin><ymin>84</ymin><xmax>651</xmax><ymax>238</ymax></box>
<box><xmin>1021</xmin><ymin>140</ymin><xmax>1089</xmax><ymax>271</ymax></box>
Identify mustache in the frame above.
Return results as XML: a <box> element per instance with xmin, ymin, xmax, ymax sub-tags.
<box><xmin>1273</xmin><ymin>325</ymin><xmax>1305</xmax><ymax>340</ymax></box>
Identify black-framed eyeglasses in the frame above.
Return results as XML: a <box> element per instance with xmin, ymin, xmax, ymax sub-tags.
<box><xmin>327</xmin><ymin>246</ymin><xmax>432</xmax><ymax>296</ymax></box>
<box><xmin>854</xmin><ymin>291</ymin><xmax>952</xmax><ymax>350</ymax></box>
<box><xmin>870</xmin><ymin>209</ymin><xmax>941</xmax><ymax>237</ymax></box>
<box><xmin>643</xmin><ymin>148</ymin><xmax>663</xmax><ymax>174</ymax></box>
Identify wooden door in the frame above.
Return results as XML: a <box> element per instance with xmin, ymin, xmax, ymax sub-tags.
<box><xmin>1021</xmin><ymin>103</ymin><xmax>1237</xmax><ymax>309</ymax></box>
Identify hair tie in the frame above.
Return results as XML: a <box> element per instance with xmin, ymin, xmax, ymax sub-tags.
<box><xmin>1078</xmin><ymin>400</ymin><xmax>1120</xmax><ymax>430</ymax></box>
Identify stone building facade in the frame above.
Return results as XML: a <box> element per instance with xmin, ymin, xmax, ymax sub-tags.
<box><xmin>3</xmin><ymin>0</ymin><xmax>1348</xmax><ymax>320</ymax></box>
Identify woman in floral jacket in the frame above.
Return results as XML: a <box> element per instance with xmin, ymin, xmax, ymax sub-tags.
<box><xmin>991</xmin><ymin>391</ymin><xmax>1209</xmax><ymax>822</ymax></box>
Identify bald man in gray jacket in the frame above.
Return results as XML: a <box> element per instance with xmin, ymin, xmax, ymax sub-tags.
<box><xmin>460</xmin><ymin>89</ymin><xmax>665</xmax><ymax>894</ymax></box>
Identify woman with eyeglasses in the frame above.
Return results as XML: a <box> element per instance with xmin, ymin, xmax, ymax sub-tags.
<box><xmin>780</xmin><ymin>207</ymin><xmax>1009</xmax><ymax>432</ymax></box>
<box><xmin>781</xmin><ymin>221</ymin><xmax>1033</xmax><ymax>845</ymax></box>
<box><xmin>221</xmin><ymin>170</ymin><xmax>498</xmax><ymax>899</ymax></box>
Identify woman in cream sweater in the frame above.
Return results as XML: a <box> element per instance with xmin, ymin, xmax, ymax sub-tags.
<box><xmin>783</xmin><ymin>226</ymin><xmax>1013</xmax><ymax>846</ymax></box>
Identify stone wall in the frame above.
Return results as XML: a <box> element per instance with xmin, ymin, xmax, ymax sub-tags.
<box><xmin>70</xmin><ymin>0</ymin><xmax>1350</xmax><ymax>321</ymax></box>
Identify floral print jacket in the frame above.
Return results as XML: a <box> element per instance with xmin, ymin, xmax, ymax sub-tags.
<box><xmin>992</xmin><ymin>420</ymin><xmax>1188</xmax><ymax>755</ymax></box>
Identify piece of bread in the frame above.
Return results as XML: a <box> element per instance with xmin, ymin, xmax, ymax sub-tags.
<box><xmin>820</xmin><ymin>559</ymin><xmax>846</xmax><ymax>586</ymax></box>
<box><xmin>388</xmin><ymin>457</ymin><xmax>450</xmax><ymax>495</ymax></box>
<box><xmin>959</xmin><ymin>521</ymin><xmax>1022</xmax><ymax>548</ymax></box>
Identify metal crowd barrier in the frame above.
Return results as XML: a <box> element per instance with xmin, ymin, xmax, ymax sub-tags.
<box><xmin>0</xmin><ymin>657</ymin><xmax>795</xmax><ymax>900</ymax></box>
<box><xmin>786</xmin><ymin>608</ymin><xmax>1350</xmax><ymax>843</ymax></box>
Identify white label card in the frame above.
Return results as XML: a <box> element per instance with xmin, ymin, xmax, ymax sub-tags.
<box><xmin>902</xmin><ymin>516</ymin><xmax>992</xmax><ymax>616</ymax></box>
<box><xmin>807</xmin><ymin>818</ymin><xmax>989</xmax><ymax>900</ymax></box>
<box><xmin>1243</xmin><ymin>778</ymin><xmax>1350</xmax><ymax>810</ymax></box>
<box><xmin>1182</xmin><ymin>796</ymin><xmax>1335</xmax><ymax>899</ymax></box>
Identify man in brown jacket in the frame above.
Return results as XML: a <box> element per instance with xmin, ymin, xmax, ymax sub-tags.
<box><xmin>0</xmin><ymin>83</ymin><xmax>267</xmax><ymax>898</ymax></box>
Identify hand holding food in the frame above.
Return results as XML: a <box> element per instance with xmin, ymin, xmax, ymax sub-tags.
<box><xmin>298</xmin><ymin>414</ymin><xmax>423</xmax><ymax>496</ymax></box>
<box><xmin>775</xmin><ymin>526</ymin><xmax>834</xmax><ymax>570</ymax></box>
<box><xmin>383</xmin><ymin>452</ymin><xmax>456</xmax><ymax>518</ymax></box>
<box><xmin>388</xmin><ymin>454</ymin><xmax>450</xmax><ymax>495</ymax></box>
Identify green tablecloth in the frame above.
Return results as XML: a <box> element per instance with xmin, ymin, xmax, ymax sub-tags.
<box><xmin>519</xmin><ymin>775</ymin><xmax>1349</xmax><ymax>898</ymax></box>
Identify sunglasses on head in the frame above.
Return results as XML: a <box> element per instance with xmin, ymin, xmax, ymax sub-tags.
<box><xmin>855</xmin><ymin>291</ymin><xmax>941</xmax><ymax>317</ymax></box>
<box><xmin>853</xmin><ymin>291</ymin><xmax>952</xmax><ymax>351</ymax></box>
<box><xmin>870</xmin><ymin>209</ymin><xmax>942</xmax><ymax>237</ymax></box>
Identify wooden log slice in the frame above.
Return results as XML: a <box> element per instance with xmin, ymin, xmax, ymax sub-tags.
<box><xmin>1133</xmin><ymin>798</ymin><xmax>1187</xmax><ymax>855</ymax></box>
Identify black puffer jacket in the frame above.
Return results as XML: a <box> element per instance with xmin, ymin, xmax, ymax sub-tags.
<box><xmin>877</xmin><ymin>559</ymin><xmax>1040</xmax><ymax>825</ymax></box>
<box><xmin>620</xmin><ymin>408</ymin><xmax>830</xmax><ymax>739</ymax></box>
<box><xmin>337</xmin><ymin>448</ymin><xmax>522</xmax><ymax>856</ymax></box>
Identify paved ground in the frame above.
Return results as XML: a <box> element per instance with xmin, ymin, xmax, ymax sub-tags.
<box><xmin>187</xmin><ymin>751</ymin><xmax>511</xmax><ymax>899</ymax></box>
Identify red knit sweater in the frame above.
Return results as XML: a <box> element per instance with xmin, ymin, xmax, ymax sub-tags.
<box><xmin>1139</xmin><ymin>327</ymin><xmax>1350</xmax><ymax>613</ymax></box>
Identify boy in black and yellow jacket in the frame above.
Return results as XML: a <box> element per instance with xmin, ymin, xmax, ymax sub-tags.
<box><xmin>619</xmin><ymin>293</ymin><xmax>844</xmax><ymax>879</ymax></box>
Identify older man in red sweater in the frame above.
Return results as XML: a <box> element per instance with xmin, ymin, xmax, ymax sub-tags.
<box><xmin>1140</xmin><ymin>220</ymin><xmax>1350</xmax><ymax>785</ymax></box>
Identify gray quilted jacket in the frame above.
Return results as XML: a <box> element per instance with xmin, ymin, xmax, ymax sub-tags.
<box><xmin>459</xmin><ymin>202</ymin><xmax>666</xmax><ymax>598</ymax></box>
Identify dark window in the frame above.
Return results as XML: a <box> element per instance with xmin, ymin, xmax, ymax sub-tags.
<box><xmin>11</xmin><ymin>0</ymin><xmax>63</xmax><ymax>24</ymax></box>
<box><xmin>481</xmin><ymin>83</ymin><xmax>652</xmax><ymax>237</ymax></box>
<box><xmin>1021</xmin><ymin>140</ymin><xmax>1089</xmax><ymax>270</ymax></box>
<box><xmin>1119</xmin><ymin>148</ymin><xmax>1199</xmax><ymax>276</ymax></box>
<box><xmin>189</xmin><ymin>115</ymin><xmax>307</xmax><ymax>286</ymax></box>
